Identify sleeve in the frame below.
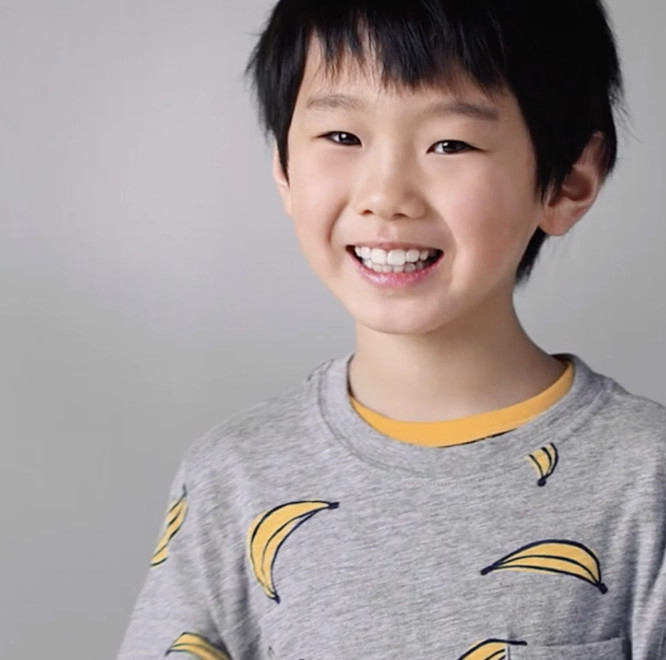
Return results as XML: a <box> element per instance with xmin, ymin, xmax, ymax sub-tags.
<box><xmin>634</xmin><ymin>538</ymin><xmax>666</xmax><ymax>659</ymax></box>
<box><xmin>116</xmin><ymin>457</ymin><xmax>232</xmax><ymax>660</ymax></box>
<box><xmin>630</xmin><ymin>461</ymin><xmax>666</xmax><ymax>660</ymax></box>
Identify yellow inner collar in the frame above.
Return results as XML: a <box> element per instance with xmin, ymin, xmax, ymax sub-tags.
<box><xmin>348</xmin><ymin>360</ymin><xmax>574</xmax><ymax>447</ymax></box>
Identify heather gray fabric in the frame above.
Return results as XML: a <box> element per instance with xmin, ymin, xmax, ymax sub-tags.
<box><xmin>116</xmin><ymin>353</ymin><xmax>666</xmax><ymax>660</ymax></box>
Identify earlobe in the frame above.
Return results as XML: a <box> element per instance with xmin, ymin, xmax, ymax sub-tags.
<box><xmin>272</xmin><ymin>146</ymin><xmax>292</xmax><ymax>216</ymax></box>
<box><xmin>539</xmin><ymin>132</ymin><xmax>605</xmax><ymax>237</ymax></box>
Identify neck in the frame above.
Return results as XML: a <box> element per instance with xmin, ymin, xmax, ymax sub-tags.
<box><xmin>348</xmin><ymin>300</ymin><xmax>565</xmax><ymax>423</ymax></box>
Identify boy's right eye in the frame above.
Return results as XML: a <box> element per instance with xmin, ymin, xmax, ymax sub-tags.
<box><xmin>322</xmin><ymin>131</ymin><xmax>361</xmax><ymax>146</ymax></box>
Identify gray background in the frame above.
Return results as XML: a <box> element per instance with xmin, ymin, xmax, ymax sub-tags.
<box><xmin>1</xmin><ymin>1</ymin><xmax>663</xmax><ymax>658</ymax></box>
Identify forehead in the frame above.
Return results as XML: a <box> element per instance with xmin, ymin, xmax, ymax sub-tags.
<box><xmin>296</xmin><ymin>37</ymin><xmax>509</xmax><ymax>117</ymax></box>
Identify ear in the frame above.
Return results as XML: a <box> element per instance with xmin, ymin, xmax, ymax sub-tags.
<box><xmin>272</xmin><ymin>146</ymin><xmax>292</xmax><ymax>216</ymax></box>
<box><xmin>539</xmin><ymin>131</ymin><xmax>606</xmax><ymax>237</ymax></box>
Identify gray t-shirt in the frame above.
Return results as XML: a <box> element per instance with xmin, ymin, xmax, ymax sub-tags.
<box><xmin>117</xmin><ymin>353</ymin><xmax>666</xmax><ymax>660</ymax></box>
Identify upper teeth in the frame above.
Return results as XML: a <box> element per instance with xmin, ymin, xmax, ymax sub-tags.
<box><xmin>354</xmin><ymin>247</ymin><xmax>438</xmax><ymax>266</ymax></box>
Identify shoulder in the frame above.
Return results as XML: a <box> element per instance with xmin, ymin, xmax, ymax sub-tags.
<box><xmin>178</xmin><ymin>356</ymin><xmax>337</xmax><ymax>489</ymax></box>
<box><xmin>567</xmin><ymin>354</ymin><xmax>666</xmax><ymax>444</ymax></box>
<box><xmin>577</xmin><ymin>364</ymin><xmax>666</xmax><ymax>492</ymax></box>
<box><xmin>556</xmin><ymin>355</ymin><xmax>666</xmax><ymax>482</ymax></box>
<box><xmin>597</xmin><ymin>376</ymin><xmax>666</xmax><ymax>446</ymax></box>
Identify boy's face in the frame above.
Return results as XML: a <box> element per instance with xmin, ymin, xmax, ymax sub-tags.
<box><xmin>273</xmin><ymin>39</ymin><xmax>556</xmax><ymax>337</ymax></box>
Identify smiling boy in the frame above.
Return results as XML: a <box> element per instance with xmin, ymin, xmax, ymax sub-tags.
<box><xmin>278</xmin><ymin>41</ymin><xmax>587</xmax><ymax>423</ymax></box>
<box><xmin>118</xmin><ymin>2</ymin><xmax>666</xmax><ymax>659</ymax></box>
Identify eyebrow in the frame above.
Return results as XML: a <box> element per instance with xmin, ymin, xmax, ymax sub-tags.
<box><xmin>304</xmin><ymin>94</ymin><xmax>501</xmax><ymax>122</ymax></box>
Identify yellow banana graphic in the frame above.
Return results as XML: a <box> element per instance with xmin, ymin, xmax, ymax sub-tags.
<box><xmin>151</xmin><ymin>485</ymin><xmax>187</xmax><ymax>567</ymax></box>
<box><xmin>247</xmin><ymin>499</ymin><xmax>339</xmax><ymax>602</ymax></box>
<box><xmin>480</xmin><ymin>539</ymin><xmax>608</xmax><ymax>593</ymax></box>
<box><xmin>526</xmin><ymin>443</ymin><xmax>558</xmax><ymax>486</ymax></box>
<box><xmin>166</xmin><ymin>632</ymin><xmax>229</xmax><ymax>660</ymax></box>
<box><xmin>457</xmin><ymin>638</ymin><xmax>527</xmax><ymax>660</ymax></box>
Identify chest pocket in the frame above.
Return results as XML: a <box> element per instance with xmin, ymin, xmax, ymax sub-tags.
<box><xmin>508</xmin><ymin>636</ymin><xmax>628</xmax><ymax>660</ymax></box>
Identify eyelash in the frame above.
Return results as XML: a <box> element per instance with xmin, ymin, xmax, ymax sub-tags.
<box><xmin>321</xmin><ymin>132</ymin><xmax>473</xmax><ymax>154</ymax></box>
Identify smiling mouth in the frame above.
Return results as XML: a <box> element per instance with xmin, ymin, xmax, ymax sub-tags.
<box><xmin>346</xmin><ymin>246</ymin><xmax>443</xmax><ymax>268</ymax></box>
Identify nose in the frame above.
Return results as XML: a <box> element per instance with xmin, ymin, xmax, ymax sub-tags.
<box><xmin>351</xmin><ymin>151</ymin><xmax>428</xmax><ymax>221</ymax></box>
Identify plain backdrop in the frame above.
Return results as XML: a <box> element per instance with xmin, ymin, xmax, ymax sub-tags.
<box><xmin>1</xmin><ymin>1</ymin><xmax>664</xmax><ymax>658</ymax></box>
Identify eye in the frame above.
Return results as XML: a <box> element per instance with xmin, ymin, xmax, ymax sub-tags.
<box><xmin>322</xmin><ymin>131</ymin><xmax>361</xmax><ymax>146</ymax></box>
<box><xmin>430</xmin><ymin>140</ymin><xmax>473</xmax><ymax>155</ymax></box>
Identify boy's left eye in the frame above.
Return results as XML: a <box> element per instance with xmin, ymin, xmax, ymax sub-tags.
<box><xmin>322</xmin><ymin>131</ymin><xmax>361</xmax><ymax>146</ymax></box>
<box><xmin>430</xmin><ymin>140</ymin><xmax>473</xmax><ymax>155</ymax></box>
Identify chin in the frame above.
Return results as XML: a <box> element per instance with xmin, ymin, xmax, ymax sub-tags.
<box><xmin>351</xmin><ymin>308</ymin><xmax>452</xmax><ymax>338</ymax></box>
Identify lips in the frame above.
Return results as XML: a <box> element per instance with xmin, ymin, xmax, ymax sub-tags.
<box><xmin>347</xmin><ymin>243</ymin><xmax>445</xmax><ymax>288</ymax></box>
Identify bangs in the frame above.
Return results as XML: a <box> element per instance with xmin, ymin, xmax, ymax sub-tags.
<box><xmin>306</xmin><ymin>1</ymin><xmax>509</xmax><ymax>96</ymax></box>
<box><xmin>246</xmin><ymin>0</ymin><xmax>515</xmax><ymax>144</ymax></box>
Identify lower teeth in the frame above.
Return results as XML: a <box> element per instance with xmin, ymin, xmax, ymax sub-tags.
<box><xmin>362</xmin><ymin>260</ymin><xmax>431</xmax><ymax>273</ymax></box>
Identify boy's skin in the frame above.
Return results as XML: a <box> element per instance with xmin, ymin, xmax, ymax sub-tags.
<box><xmin>273</xmin><ymin>39</ymin><xmax>606</xmax><ymax>423</ymax></box>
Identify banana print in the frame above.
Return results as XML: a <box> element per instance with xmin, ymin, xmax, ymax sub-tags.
<box><xmin>166</xmin><ymin>632</ymin><xmax>230</xmax><ymax>660</ymax></box>
<box><xmin>456</xmin><ymin>638</ymin><xmax>527</xmax><ymax>660</ymax></box>
<box><xmin>526</xmin><ymin>443</ymin><xmax>559</xmax><ymax>486</ymax></box>
<box><xmin>247</xmin><ymin>500</ymin><xmax>339</xmax><ymax>602</ymax></box>
<box><xmin>480</xmin><ymin>539</ymin><xmax>608</xmax><ymax>593</ymax></box>
<box><xmin>151</xmin><ymin>485</ymin><xmax>187</xmax><ymax>567</ymax></box>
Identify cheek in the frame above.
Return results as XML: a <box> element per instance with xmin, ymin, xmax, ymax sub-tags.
<box><xmin>289</xmin><ymin>152</ymin><xmax>350</xmax><ymax>228</ymax></box>
<box><xmin>440</xmin><ymin>164</ymin><xmax>536</xmax><ymax>262</ymax></box>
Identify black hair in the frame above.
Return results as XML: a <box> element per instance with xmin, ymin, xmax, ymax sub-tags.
<box><xmin>245</xmin><ymin>0</ymin><xmax>627</xmax><ymax>284</ymax></box>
